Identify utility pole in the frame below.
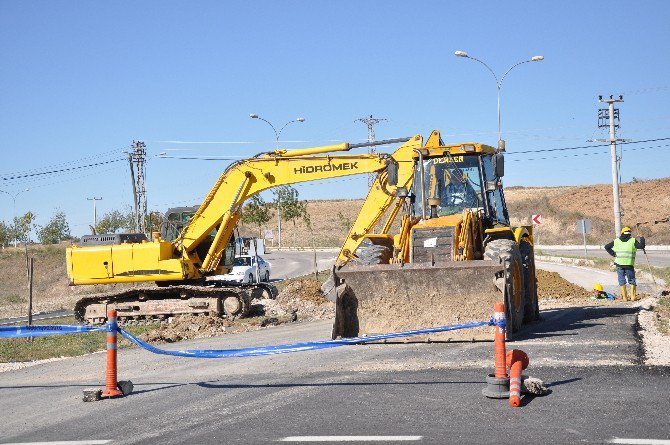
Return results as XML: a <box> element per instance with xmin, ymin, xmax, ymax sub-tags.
<box><xmin>594</xmin><ymin>95</ymin><xmax>627</xmax><ymax>236</ymax></box>
<box><xmin>87</xmin><ymin>197</ymin><xmax>102</xmax><ymax>233</ymax></box>
<box><xmin>355</xmin><ymin>115</ymin><xmax>387</xmax><ymax>186</ymax></box>
<box><xmin>128</xmin><ymin>141</ymin><xmax>148</xmax><ymax>234</ymax></box>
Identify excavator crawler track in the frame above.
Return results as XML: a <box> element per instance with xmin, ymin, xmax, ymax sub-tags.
<box><xmin>74</xmin><ymin>283</ymin><xmax>277</xmax><ymax>325</ymax></box>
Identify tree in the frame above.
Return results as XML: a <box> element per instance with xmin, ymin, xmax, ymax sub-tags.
<box><xmin>37</xmin><ymin>211</ymin><xmax>71</xmax><ymax>244</ymax></box>
<box><xmin>241</xmin><ymin>195</ymin><xmax>272</xmax><ymax>237</ymax></box>
<box><xmin>13</xmin><ymin>211</ymin><xmax>36</xmax><ymax>244</ymax></box>
<box><xmin>272</xmin><ymin>185</ymin><xmax>308</xmax><ymax>227</ymax></box>
<box><xmin>0</xmin><ymin>221</ymin><xmax>10</xmax><ymax>247</ymax></box>
<box><xmin>94</xmin><ymin>208</ymin><xmax>135</xmax><ymax>234</ymax></box>
<box><xmin>145</xmin><ymin>211</ymin><xmax>166</xmax><ymax>235</ymax></box>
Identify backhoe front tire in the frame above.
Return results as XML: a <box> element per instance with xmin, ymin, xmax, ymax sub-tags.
<box><xmin>352</xmin><ymin>244</ymin><xmax>392</xmax><ymax>266</ymax></box>
<box><xmin>484</xmin><ymin>239</ymin><xmax>525</xmax><ymax>335</ymax></box>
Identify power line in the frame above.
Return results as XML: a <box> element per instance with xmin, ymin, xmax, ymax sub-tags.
<box><xmin>509</xmin><ymin>142</ymin><xmax>670</xmax><ymax>162</ymax></box>
<box><xmin>0</xmin><ymin>157</ymin><xmax>126</xmax><ymax>182</ymax></box>
<box><xmin>507</xmin><ymin>136</ymin><xmax>670</xmax><ymax>155</ymax></box>
<box><xmin>0</xmin><ymin>149</ymin><xmax>125</xmax><ymax>178</ymax></box>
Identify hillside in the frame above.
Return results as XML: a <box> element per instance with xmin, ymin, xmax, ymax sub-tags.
<box><xmin>1</xmin><ymin>177</ymin><xmax>667</xmax><ymax>319</ymax></box>
<box><xmin>239</xmin><ymin>177</ymin><xmax>670</xmax><ymax>246</ymax></box>
<box><xmin>505</xmin><ymin>177</ymin><xmax>670</xmax><ymax>244</ymax></box>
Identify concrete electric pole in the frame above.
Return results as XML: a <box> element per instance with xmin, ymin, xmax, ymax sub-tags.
<box><xmin>128</xmin><ymin>141</ymin><xmax>148</xmax><ymax>234</ymax></box>
<box><xmin>87</xmin><ymin>197</ymin><xmax>102</xmax><ymax>233</ymax></box>
<box><xmin>355</xmin><ymin>115</ymin><xmax>387</xmax><ymax>186</ymax></box>
<box><xmin>594</xmin><ymin>95</ymin><xmax>627</xmax><ymax>236</ymax></box>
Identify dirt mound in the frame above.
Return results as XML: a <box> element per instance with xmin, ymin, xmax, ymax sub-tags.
<box><xmin>536</xmin><ymin>269</ymin><xmax>591</xmax><ymax>300</ymax></box>
<box><xmin>138</xmin><ymin>279</ymin><xmax>334</xmax><ymax>343</ymax></box>
<box><xmin>139</xmin><ymin>315</ymin><xmax>233</xmax><ymax>343</ymax></box>
<box><xmin>265</xmin><ymin>279</ymin><xmax>334</xmax><ymax>321</ymax></box>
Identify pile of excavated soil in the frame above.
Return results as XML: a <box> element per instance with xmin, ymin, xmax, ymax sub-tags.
<box><xmin>265</xmin><ymin>279</ymin><xmax>334</xmax><ymax>321</ymax></box>
<box><xmin>536</xmin><ymin>269</ymin><xmax>591</xmax><ymax>302</ymax></box>
<box><xmin>139</xmin><ymin>279</ymin><xmax>333</xmax><ymax>343</ymax></box>
<box><xmin>140</xmin><ymin>315</ymin><xmax>233</xmax><ymax>343</ymax></box>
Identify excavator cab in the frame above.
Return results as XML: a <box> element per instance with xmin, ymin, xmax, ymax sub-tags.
<box><xmin>161</xmin><ymin>206</ymin><xmax>199</xmax><ymax>241</ymax></box>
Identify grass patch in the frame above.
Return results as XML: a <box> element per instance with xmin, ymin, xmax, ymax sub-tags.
<box><xmin>655</xmin><ymin>297</ymin><xmax>670</xmax><ymax>335</ymax></box>
<box><xmin>3</xmin><ymin>295</ymin><xmax>26</xmax><ymax>304</ymax></box>
<box><xmin>0</xmin><ymin>316</ymin><xmax>159</xmax><ymax>363</ymax></box>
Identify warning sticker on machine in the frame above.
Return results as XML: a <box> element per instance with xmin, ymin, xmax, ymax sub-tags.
<box><xmin>423</xmin><ymin>237</ymin><xmax>437</xmax><ymax>248</ymax></box>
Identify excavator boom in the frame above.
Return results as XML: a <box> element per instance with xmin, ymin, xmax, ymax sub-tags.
<box><xmin>66</xmin><ymin>136</ymin><xmax>422</xmax><ymax>324</ymax></box>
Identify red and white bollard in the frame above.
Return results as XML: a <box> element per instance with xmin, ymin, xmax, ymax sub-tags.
<box><xmin>483</xmin><ymin>302</ymin><xmax>511</xmax><ymax>399</ymax></box>
<box><xmin>83</xmin><ymin>309</ymin><xmax>133</xmax><ymax>402</ymax></box>
<box><xmin>101</xmin><ymin>309</ymin><xmax>123</xmax><ymax>398</ymax></box>
<box><xmin>493</xmin><ymin>302</ymin><xmax>507</xmax><ymax>378</ymax></box>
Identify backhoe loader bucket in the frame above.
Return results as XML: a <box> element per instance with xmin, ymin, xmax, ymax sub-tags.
<box><xmin>331</xmin><ymin>261</ymin><xmax>504</xmax><ymax>341</ymax></box>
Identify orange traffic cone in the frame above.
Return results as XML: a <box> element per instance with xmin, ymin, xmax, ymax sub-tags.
<box><xmin>506</xmin><ymin>349</ymin><xmax>529</xmax><ymax>408</ymax></box>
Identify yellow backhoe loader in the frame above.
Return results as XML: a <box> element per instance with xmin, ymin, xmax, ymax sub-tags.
<box><xmin>328</xmin><ymin>130</ymin><xmax>538</xmax><ymax>340</ymax></box>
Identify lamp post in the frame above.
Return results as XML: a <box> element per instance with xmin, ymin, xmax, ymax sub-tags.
<box><xmin>87</xmin><ymin>197</ymin><xmax>103</xmax><ymax>234</ymax></box>
<box><xmin>249</xmin><ymin>114</ymin><xmax>306</xmax><ymax>249</ymax></box>
<box><xmin>0</xmin><ymin>188</ymin><xmax>30</xmax><ymax>247</ymax></box>
<box><xmin>249</xmin><ymin>114</ymin><xmax>306</xmax><ymax>149</ymax></box>
<box><xmin>455</xmin><ymin>50</ymin><xmax>543</xmax><ymax>151</ymax></box>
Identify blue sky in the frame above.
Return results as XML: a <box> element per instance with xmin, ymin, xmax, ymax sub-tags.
<box><xmin>1</xmin><ymin>1</ymin><xmax>669</xmax><ymax>236</ymax></box>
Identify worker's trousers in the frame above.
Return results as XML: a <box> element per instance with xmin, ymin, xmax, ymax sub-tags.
<box><xmin>616</xmin><ymin>266</ymin><xmax>636</xmax><ymax>286</ymax></box>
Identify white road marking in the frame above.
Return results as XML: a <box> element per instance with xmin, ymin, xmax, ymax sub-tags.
<box><xmin>2</xmin><ymin>441</ymin><xmax>112</xmax><ymax>445</ymax></box>
<box><xmin>609</xmin><ymin>439</ymin><xmax>670</xmax><ymax>444</ymax></box>
<box><xmin>279</xmin><ymin>437</ymin><xmax>422</xmax><ymax>442</ymax></box>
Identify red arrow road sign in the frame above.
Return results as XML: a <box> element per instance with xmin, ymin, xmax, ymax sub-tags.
<box><xmin>532</xmin><ymin>214</ymin><xmax>542</xmax><ymax>225</ymax></box>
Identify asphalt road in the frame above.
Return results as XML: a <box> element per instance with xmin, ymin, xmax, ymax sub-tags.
<box><xmin>263</xmin><ymin>249</ymin><xmax>338</xmax><ymax>281</ymax></box>
<box><xmin>536</xmin><ymin>261</ymin><xmax>660</xmax><ymax>295</ymax></box>
<box><xmin>541</xmin><ymin>248</ymin><xmax>670</xmax><ymax>268</ymax></box>
<box><xmin>2</xmin><ymin>276</ymin><xmax>670</xmax><ymax>444</ymax></box>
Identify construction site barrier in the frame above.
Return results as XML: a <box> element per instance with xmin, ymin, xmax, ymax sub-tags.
<box><xmin>118</xmin><ymin>319</ymin><xmax>502</xmax><ymax>359</ymax></box>
<box><xmin>0</xmin><ymin>324</ymin><xmax>106</xmax><ymax>338</ymax></box>
<box><xmin>1</xmin><ymin>319</ymin><xmax>507</xmax><ymax>356</ymax></box>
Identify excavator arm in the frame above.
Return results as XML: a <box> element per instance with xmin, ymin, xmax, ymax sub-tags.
<box><xmin>67</xmin><ymin>136</ymin><xmax>421</xmax><ymax>285</ymax></box>
<box><xmin>335</xmin><ymin>136</ymin><xmax>422</xmax><ymax>266</ymax></box>
<box><xmin>177</xmin><ymin>136</ymin><xmax>424</xmax><ymax>275</ymax></box>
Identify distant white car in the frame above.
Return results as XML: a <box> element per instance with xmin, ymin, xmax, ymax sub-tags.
<box><xmin>212</xmin><ymin>255</ymin><xmax>271</xmax><ymax>283</ymax></box>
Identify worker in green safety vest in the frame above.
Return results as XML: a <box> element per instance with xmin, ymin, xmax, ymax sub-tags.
<box><xmin>604</xmin><ymin>226</ymin><xmax>646</xmax><ymax>301</ymax></box>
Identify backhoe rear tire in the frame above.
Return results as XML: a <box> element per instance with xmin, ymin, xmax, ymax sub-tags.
<box><xmin>519</xmin><ymin>240</ymin><xmax>539</xmax><ymax>322</ymax></box>
<box><xmin>352</xmin><ymin>244</ymin><xmax>392</xmax><ymax>266</ymax></box>
<box><xmin>484</xmin><ymin>239</ymin><xmax>525</xmax><ymax>335</ymax></box>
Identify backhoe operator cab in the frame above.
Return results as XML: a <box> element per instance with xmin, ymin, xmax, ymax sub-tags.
<box><xmin>332</xmin><ymin>133</ymin><xmax>537</xmax><ymax>340</ymax></box>
<box><xmin>413</xmin><ymin>147</ymin><xmax>508</xmax><ymax>226</ymax></box>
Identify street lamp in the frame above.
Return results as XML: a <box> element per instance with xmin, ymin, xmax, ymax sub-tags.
<box><xmin>249</xmin><ymin>114</ymin><xmax>306</xmax><ymax>149</ymax></box>
<box><xmin>454</xmin><ymin>50</ymin><xmax>544</xmax><ymax>151</ymax></box>
<box><xmin>0</xmin><ymin>188</ymin><xmax>30</xmax><ymax>247</ymax></box>
<box><xmin>249</xmin><ymin>114</ymin><xmax>306</xmax><ymax>250</ymax></box>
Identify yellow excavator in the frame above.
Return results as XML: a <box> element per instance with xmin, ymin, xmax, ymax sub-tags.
<box><xmin>328</xmin><ymin>130</ymin><xmax>538</xmax><ymax>339</ymax></box>
<box><xmin>67</xmin><ymin>131</ymin><xmax>537</xmax><ymax>340</ymax></box>
<box><xmin>67</xmin><ymin>136</ymin><xmax>415</xmax><ymax>324</ymax></box>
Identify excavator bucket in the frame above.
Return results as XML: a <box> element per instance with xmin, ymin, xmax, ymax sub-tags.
<box><xmin>331</xmin><ymin>261</ymin><xmax>504</xmax><ymax>341</ymax></box>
